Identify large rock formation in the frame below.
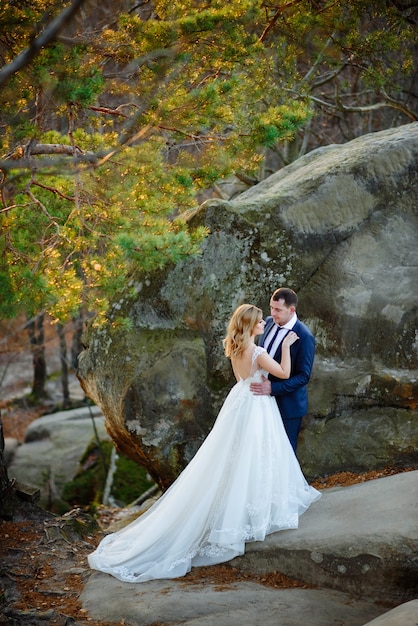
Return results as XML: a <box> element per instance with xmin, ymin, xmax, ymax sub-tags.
<box><xmin>77</xmin><ymin>123</ymin><xmax>418</xmax><ymax>488</ymax></box>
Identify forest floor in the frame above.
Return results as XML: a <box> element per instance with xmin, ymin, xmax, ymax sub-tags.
<box><xmin>1</xmin><ymin>402</ymin><xmax>415</xmax><ymax>625</ymax></box>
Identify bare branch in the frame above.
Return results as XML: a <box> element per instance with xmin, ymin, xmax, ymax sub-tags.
<box><xmin>88</xmin><ymin>106</ymin><xmax>129</xmax><ymax>118</ymax></box>
<box><xmin>309</xmin><ymin>64</ymin><xmax>349</xmax><ymax>90</ymax></box>
<box><xmin>259</xmin><ymin>0</ymin><xmax>305</xmax><ymax>43</ymax></box>
<box><xmin>339</xmin><ymin>101</ymin><xmax>416</xmax><ymax>120</ymax></box>
<box><xmin>31</xmin><ymin>181</ymin><xmax>75</xmax><ymax>202</ymax></box>
<box><xmin>20</xmin><ymin>144</ymin><xmax>86</xmax><ymax>157</ymax></box>
<box><xmin>0</xmin><ymin>143</ymin><xmax>100</xmax><ymax>175</ymax></box>
<box><xmin>283</xmin><ymin>88</ymin><xmax>417</xmax><ymax>121</ymax></box>
<box><xmin>0</xmin><ymin>203</ymin><xmax>34</xmax><ymax>215</ymax></box>
<box><xmin>380</xmin><ymin>88</ymin><xmax>418</xmax><ymax>121</ymax></box>
<box><xmin>25</xmin><ymin>190</ymin><xmax>61</xmax><ymax>233</ymax></box>
<box><xmin>300</xmin><ymin>37</ymin><xmax>337</xmax><ymax>86</ymax></box>
<box><xmin>0</xmin><ymin>0</ymin><xmax>88</xmax><ymax>88</ymax></box>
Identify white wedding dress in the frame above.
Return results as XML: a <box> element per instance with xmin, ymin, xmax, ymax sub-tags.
<box><xmin>88</xmin><ymin>347</ymin><xmax>321</xmax><ymax>583</ymax></box>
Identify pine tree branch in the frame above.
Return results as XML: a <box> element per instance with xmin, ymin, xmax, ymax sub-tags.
<box><xmin>0</xmin><ymin>0</ymin><xmax>88</xmax><ymax>88</ymax></box>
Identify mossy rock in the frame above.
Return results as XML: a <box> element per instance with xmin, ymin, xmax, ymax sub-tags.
<box><xmin>61</xmin><ymin>440</ymin><xmax>154</xmax><ymax>509</ymax></box>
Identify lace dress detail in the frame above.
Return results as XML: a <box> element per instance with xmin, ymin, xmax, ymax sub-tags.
<box><xmin>88</xmin><ymin>344</ymin><xmax>321</xmax><ymax>583</ymax></box>
<box><xmin>249</xmin><ymin>345</ymin><xmax>268</xmax><ymax>380</ymax></box>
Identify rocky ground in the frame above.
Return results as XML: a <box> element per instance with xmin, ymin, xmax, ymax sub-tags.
<box><xmin>1</xmin><ymin>402</ymin><xmax>410</xmax><ymax>626</ymax></box>
<box><xmin>0</xmin><ymin>498</ymin><xmax>318</xmax><ymax>626</ymax></box>
<box><xmin>0</xmin><ymin>381</ymin><xmax>414</xmax><ymax>625</ymax></box>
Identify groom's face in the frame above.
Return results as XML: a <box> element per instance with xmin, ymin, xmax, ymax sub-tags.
<box><xmin>270</xmin><ymin>298</ymin><xmax>295</xmax><ymax>326</ymax></box>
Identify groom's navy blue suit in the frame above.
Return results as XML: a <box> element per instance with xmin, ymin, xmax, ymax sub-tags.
<box><xmin>260</xmin><ymin>316</ymin><xmax>315</xmax><ymax>452</ymax></box>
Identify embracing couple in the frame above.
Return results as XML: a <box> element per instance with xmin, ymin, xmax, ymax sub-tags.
<box><xmin>251</xmin><ymin>286</ymin><xmax>315</xmax><ymax>453</ymax></box>
<box><xmin>88</xmin><ymin>286</ymin><xmax>320</xmax><ymax>584</ymax></box>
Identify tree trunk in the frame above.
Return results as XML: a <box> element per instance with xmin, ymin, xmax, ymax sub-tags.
<box><xmin>57</xmin><ymin>322</ymin><xmax>70</xmax><ymax>407</ymax></box>
<box><xmin>27</xmin><ymin>314</ymin><xmax>48</xmax><ymax>400</ymax></box>
<box><xmin>0</xmin><ymin>412</ymin><xmax>15</xmax><ymax>519</ymax></box>
<box><xmin>71</xmin><ymin>311</ymin><xmax>85</xmax><ymax>371</ymax></box>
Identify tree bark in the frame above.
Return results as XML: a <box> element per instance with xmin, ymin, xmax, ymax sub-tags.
<box><xmin>0</xmin><ymin>412</ymin><xmax>15</xmax><ymax>519</ymax></box>
<box><xmin>27</xmin><ymin>314</ymin><xmax>48</xmax><ymax>400</ymax></box>
<box><xmin>71</xmin><ymin>312</ymin><xmax>85</xmax><ymax>370</ymax></box>
<box><xmin>57</xmin><ymin>323</ymin><xmax>70</xmax><ymax>407</ymax></box>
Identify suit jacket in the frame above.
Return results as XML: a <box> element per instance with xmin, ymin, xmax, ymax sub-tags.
<box><xmin>260</xmin><ymin>316</ymin><xmax>315</xmax><ymax>420</ymax></box>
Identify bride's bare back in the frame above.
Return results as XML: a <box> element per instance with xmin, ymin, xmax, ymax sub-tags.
<box><xmin>231</xmin><ymin>345</ymin><xmax>260</xmax><ymax>381</ymax></box>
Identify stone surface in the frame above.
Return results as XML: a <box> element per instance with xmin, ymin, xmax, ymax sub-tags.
<box><xmin>6</xmin><ymin>405</ymin><xmax>108</xmax><ymax>508</ymax></box>
<box><xmin>233</xmin><ymin>471</ymin><xmax>418</xmax><ymax>604</ymax></box>
<box><xmin>363</xmin><ymin>600</ymin><xmax>418</xmax><ymax>626</ymax></box>
<box><xmin>82</xmin><ymin>582</ymin><xmax>386</xmax><ymax>626</ymax></box>
<box><xmin>3</xmin><ymin>437</ymin><xmax>18</xmax><ymax>466</ymax></box>
<box><xmin>81</xmin><ymin>471</ymin><xmax>418</xmax><ymax>625</ymax></box>
<box><xmin>77</xmin><ymin>123</ymin><xmax>418</xmax><ymax>486</ymax></box>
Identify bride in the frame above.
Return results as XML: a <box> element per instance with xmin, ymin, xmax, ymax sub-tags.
<box><xmin>88</xmin><ymin>303</ymin><xmax>321</xmax><ymax>583</ymax></box>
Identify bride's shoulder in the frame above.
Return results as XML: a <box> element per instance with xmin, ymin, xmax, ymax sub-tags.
<box><xmin>252</xmin><ymin>345</ymin><xmax>266</xmax><ymax>363</ymax></box>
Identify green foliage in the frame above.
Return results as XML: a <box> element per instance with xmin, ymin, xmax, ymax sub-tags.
<box><xmin>252</xmin><ymin>104</ymin><xmax>311</xmax><ymax>148</ymax></box>
<box><xmin>61</xmin><ymin>440</ymin><xmax>154</xmax><ymax>509</ymax></box>
<box><xmin>0</xmin><ymin>270</ymin><xmax>14</xmax><ymax>316</ymax></box>
<box><xmin>60</xmin><ymin>441</ymin><xmax>104</xmax><ymax>508</ymax></box>
<box><xmin>0</xmin><ymin>0</ymin><xmax>415</xmax><ymax>326</ymax></box>
<box><xmin>111</xmin><ymin>452</ymin><xmax>155</xmax><ymax>505</ymax></box>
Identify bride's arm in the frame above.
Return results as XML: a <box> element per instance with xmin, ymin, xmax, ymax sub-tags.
<box><xmin>256</xmin><ymin>332</ymin><xmax>299</xmax><ymax>379</ymax></box>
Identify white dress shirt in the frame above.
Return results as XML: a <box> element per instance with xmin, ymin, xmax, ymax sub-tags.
<box><xmin>265</xmin><ymin>313</ymin><xmax>298</xmax><ymax>356</ymax></box>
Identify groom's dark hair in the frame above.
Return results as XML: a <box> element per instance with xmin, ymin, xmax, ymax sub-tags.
<box><xmin>272</xmin><ymin>287</ymin><xmax>298</xmax><ymax>308</ymax></box>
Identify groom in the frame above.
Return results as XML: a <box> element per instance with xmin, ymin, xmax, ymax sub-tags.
<box><xmin>250</xmin><ymin>287</ymin><xmax>315</xmax><ymax>453</ymax></box>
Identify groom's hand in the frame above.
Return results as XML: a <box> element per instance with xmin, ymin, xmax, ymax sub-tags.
<box><xmin>250</xmin><ymin>375</ymin><xmax>271</xmax><ymax>395</ymax></box>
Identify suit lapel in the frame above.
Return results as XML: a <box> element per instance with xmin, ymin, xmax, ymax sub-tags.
<box><xmin>260</xmin><ymin>318</ymin><xmax>275</xmax><ymax>347</ymax></box>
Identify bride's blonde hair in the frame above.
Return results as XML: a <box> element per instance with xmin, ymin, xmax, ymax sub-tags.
<box><xmin>223</xmin><ymin>304</ymin><xmax>262</xmax><ymax>359</ymax></box>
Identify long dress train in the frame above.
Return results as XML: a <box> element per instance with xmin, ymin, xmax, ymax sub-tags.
<box><xmin>88</xmin><ymin>346</ymin><xmax>321</xmax><ymax>582</ymax></box>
